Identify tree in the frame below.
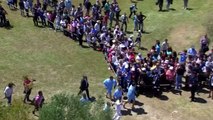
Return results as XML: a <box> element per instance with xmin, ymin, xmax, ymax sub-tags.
<box><xmin>39</xmin><ymin>94</ymin><xmax>112</xmax><ymax>120</ymax></box>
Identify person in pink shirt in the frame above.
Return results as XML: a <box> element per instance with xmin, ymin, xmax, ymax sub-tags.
<box><xmin>32</xmin><ymin>91</ymin><xmax>45</xmax><ymax>114</ymax></box>
<box><xmin>166</xmin><ymin>66</ymin><xmax>176</xmax><ymax>85</ymax></box>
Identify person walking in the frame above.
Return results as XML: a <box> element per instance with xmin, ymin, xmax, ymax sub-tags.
<box><xmin>183</xmin><ymin>0</ymin><xmax>188</xmax><ymax>10</ymax></box>
<box><xmin>175</xmin><ymin>64</ymin><xmax>185</xmax><ymax>95</ymax></box>
<box><xmin>112</xmin><ymin>99</ymin><xmax>122</xmax><ymax>120</ymax></box>
<box><xmin>19</xmin><ymin>0</ymin><xmax>25</xmax><ymax>16</ymax></box>
<box><xmin>23</xmin><ymin>76</ymin><xmax>36</xmax><ymax>103</ymax></box>
<box><xmin>166</xmin><ymin>0</ymin><xmax>172</xmax><ymax>11</ymax></box>
<box><xmin>135</xmin><ymin>30</ymin><xmax>142</xmax><ymax>49</ymax></box>
<box><xmin>104</xmin><ymin>76</ymin><xmax>117</xmax><ymax>100</ymax></box>
<box><xmin>189</xmin><ymin>72</ymin><xmax>198</xmax><ymax>102</ymax></box>
<box><xmin>121</xmin><ymin>13</ymin><xmax>128</xmax><ymax>32</ymax></box>
<box><xmin>78</xmin><ymin>75</ymin><xmax>91</xmax><ymax>100</ymax></box>
<box><xmin>4</xmin><ymin>83</ymin><xmax>15</xmax><ymax>106</ymax></box>
<box><xmin>133</xmin><ymin>13</ymin><xmax>139</xmax><ymax>31</ymax></box>
<box><xmin>129</xmin><ymin>3</ymin><xmax>137</xmax><ymax>18</ymax></box>
<box><xmin>156</xmin><ymin>0</ymin><xmax>164</xmax><ymax>11</ymax></box>
<box><xmin>137</xmin><ymin>12</ymin><xmax>146</xmax><ymax>32</ymax></box>
<box><xmin>113</xmin><ymin>86</ymin><xmax>123</xmax><ymax>101</ymax></box>
<box><xmin>0</xmin><ymin>4</ymin><xmax>7</xmax><ymax>25</ymax></box>
<box><xmin>32</xmin><ymin>91</ymin><xmax>45</xmax><ymax>114</ymax></box>
<box><xmin>77</xmin><ymin>24</ymin><xmax>84</xmax><ymax>46</ymax></box>
<box><xmin>123</xmin><ymin>82</ymin><xmax>136</xmax><ymax>109</ymax></box>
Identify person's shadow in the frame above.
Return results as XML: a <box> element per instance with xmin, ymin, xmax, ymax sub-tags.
<box><xmin>193</xmin><ymin>97</ymin><xmax>207</xmax><ymax>104</ymax></box>
<box><xmin>89</xmin><ymin>96</ymin><xmax>96</xmax><ymax>102</ymax></box>
<box><xmin>121</xmin><ymin>107</ymin><xmax>147</xmax><ymax>116</ymax></box>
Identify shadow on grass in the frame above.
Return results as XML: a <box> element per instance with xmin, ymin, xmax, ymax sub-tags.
<box><xmin>126</xmin><ymin>31</ymin><xmax>133</xmax><ymax>34</ymax></box>
<box><xmin>194</xmin><ymin>97</ymin><xmax>207</xmax><ymax>104</ymax></box>
<box><xmin>132</xmin><ymin>107</ymin><xmax>147</xmax><ymax>115</ymax></box>
<box><xmin>187</xmin><ymin>8</ymin><xmax>193</xmax><ymax>11</ymax></box>
<box><xmin>157</xmin><ymin>94</ymin><xmax>169</xmax><ymax>101</ymax></box>
<box><xmin>90</xmin><ymin>96</ymin><xmax>96</xmax><ymax>102</ymax></box>
<box><xmin>135</xmin><ymin>100</ymin><xmax>144</xmax><ymax>106</ymax></box>
<box><xmin>81</xmin><ymin>45</ymin><xmax>90</xmax><ymax>49</ymax></box>
<box><xmin>142</xmin><ymin>31</ymin><xmax>151</xmax><ymax>34</ymax></box>
<box><xmin>139</xmin><ymin>46</ymin><xmax>148</xmax><ymax>51</ymax></box>
<box><xmin>5</xmin><ymin>25</ymin><xmax>13</xmax><ymax>30</ymax></box>
<box><xmin>169</xmin><ymin>8</ymin><xmax>176</xmax><ymax>11</ymax></box>
<box><xmin>121</xmin><ymin>107</ymin><xmax>147</xmax><ymax>116</ymax></box>
<box><xmin>121</xmin><ymin>109</ymin><xmax>132</xmax><ymax>116</ymax></box>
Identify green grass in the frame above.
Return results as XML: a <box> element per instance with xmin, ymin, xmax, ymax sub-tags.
<box><xmin>0</xmin><ymin>0</ymin><xmax>213</xmax><ymax>120</ymax></box>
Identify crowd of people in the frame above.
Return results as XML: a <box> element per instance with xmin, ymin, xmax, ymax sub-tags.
<box><xmin>2</xmin><ymin>0</ymin><xmax>213</xmax><ymax>119</ymax></box>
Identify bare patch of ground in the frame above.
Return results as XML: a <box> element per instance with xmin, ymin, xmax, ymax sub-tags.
<box><xmin>168</xmin><ymin>23</ymin><xmax>206</xmax><ymax>51</ymax></box>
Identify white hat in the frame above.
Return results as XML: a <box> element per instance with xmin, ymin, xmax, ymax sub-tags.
<box><xmin>142</xmin><ymin>68</ymin><xmax>146</xmax><ymax>71</ymax></box>
<box><xmin>169</xmin><ymin>66</ymin><xmax>174</xmax><ymax>70</ymax></box>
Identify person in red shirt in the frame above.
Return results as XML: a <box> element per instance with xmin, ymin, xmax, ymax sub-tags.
<box><xmin>102</xmin><ymin>13</ymin><xmax>109</xmax><ymax>26</ymax></box>
<box><xmin>23</xmin><ymin>76</ymin><xmax>36</xmax><ymax>103</ymax></box>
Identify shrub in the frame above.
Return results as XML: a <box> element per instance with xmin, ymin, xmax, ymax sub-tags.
<box><xmin>39</xmin><ymin>94</ymin><xmax>112</xmax><ymax>120</ymax></box>
<box><xmin>0</xmin><ymin>99</ymin><xmax>29</xmax><ymax>120</ymax></box>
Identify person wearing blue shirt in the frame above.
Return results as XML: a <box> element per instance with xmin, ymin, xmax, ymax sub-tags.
<box><xmin>124</xmin><ymin>82</ymin><xmax>136</xmax><ymax>109</ymax></box>
<box><xmin>113</xmin><ymin>86</ymin><xmax>122</xmax><ymax>101</ymax></box>
<box><xmin>103</xmin><ymin>76</ymin><xmax>117</xmax><ymax>100</ymax></box>
<box><xmin>155</xmin><ymin>40</ymin><xmax>161</xmax><ymax>55</ymax></box>
<box><xmin>187</xmin><ymin>46</ymin><xmax>197</xmax><ymax>60</ymax></box>
<box><xmin>179</xmin><ymin>50</ymin><xmax>187</xmax><ymax>64</ymax></box>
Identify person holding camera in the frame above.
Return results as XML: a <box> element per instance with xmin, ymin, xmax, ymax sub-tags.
<box><xmin>23</xmin><ymin>76</ymin><xmax>36</xmax><ymax>103</ymax></box>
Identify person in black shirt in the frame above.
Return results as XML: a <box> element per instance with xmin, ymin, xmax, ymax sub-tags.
<box><xmin>0</xmin><ymin>4</ymin><xmax>7</xmax><ymax>25</ymax></box>
<box><xmin>137</xmin><ymin>12</ymin><xmax>146</xmax><ymax>32</ymax></box>
<box><xmin>19</xmin><ymin>0</ymin><xmax>25</xmax><ymax>16</ymax></box>
<box><xmin>175</xmin><ymin>64</ymin><xmax>185</xmax><ymax>95</ymax></box>
<box><xmin>78</xmin><ymin>76</ymin><xmax>90</xmax><ymax>100</ymax></box>
<box><xmin>77</xmin><ymin>24</ymin><xmax>84</xmax><ymax>46</ymax></box>
<box><xmin>32</xmin><ymin>4</ymin><xmax>38</xmax><ymax>26</ymax></box>
<box><xmin>156</xmin><ymin>0</ymin><xmax>164</xmax><ymax>11</ymax></box>
<box><xmin>189</xmin><ymin>72</ymin><xmax>198</xmax><ymax>102</ymax></box>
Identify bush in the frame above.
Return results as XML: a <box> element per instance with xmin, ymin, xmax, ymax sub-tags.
<box><xmin>39</xmin><ymin>94</ymin><xmax>112</xmax><ymax>120</ymax></box>
<box><xmin>0</xmin><ymin>99</ymin><xmax>29</xmax><ymax>120</ymax></box>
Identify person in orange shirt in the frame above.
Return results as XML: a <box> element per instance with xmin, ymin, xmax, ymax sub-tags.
<box><xmin>23</xmin><ymin>76</ymin><xmax>36</xmax><ymax>103</ymax></box>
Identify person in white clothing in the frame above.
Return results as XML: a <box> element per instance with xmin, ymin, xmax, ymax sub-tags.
<box><xmin>4</xmin><ymin>83</ymin><xmax>15</xmax><ymax>105</ymax></box>
<box><xmin>161</xmin><ymin>39</ymin><xmax>169</xmax><ymax>53</ymax></box>
<box><xmin>112</xmin><ymin>100</ymin><xmax>122</xmax><ymax>120</ymax></box>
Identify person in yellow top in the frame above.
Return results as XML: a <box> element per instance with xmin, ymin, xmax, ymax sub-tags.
<box><xmin>23</xmin><ymin>76</ymin><xmax>36</xmax><ymax>103</ymax></box>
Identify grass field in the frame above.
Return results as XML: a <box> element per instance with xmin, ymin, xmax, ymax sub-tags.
<box><xmin>0</xmin><ymin>0</ymin><xmax>213</xmax><ymax>120</ymax></box>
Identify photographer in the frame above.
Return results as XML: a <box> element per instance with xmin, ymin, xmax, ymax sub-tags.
<box><xmin>23</xmin><ymin>76</ymin><xmax>36</xmax><ymax>103</ymax></box>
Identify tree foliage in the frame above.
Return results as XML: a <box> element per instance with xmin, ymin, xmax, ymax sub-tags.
<box><xmin>39</xmin><ymin>94</ymin><xmax>112</xmax><ymax>120</ymax></box>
